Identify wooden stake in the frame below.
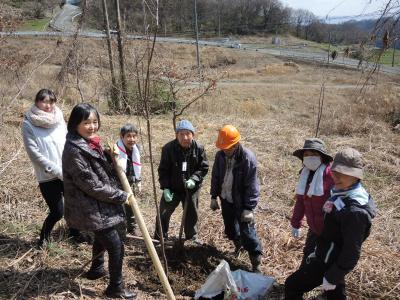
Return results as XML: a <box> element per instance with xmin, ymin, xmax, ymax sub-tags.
<box><xmin>110</xmin><ymin>144</ymin><xmax>176</xmax><ymax>300</ymax></box>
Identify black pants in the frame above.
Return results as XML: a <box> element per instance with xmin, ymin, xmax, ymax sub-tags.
<box><xmin>91</xmin><ymin>226</ymin><xmax>125</xmax><ymax>288</ymax></box>
<box><xmin>123</xmin><ymin>203</ymin><xmax>136</xmax><ymax>232</ymax></box>
<box><xmin>285</xmin><ymin>258</ymin><xmax>346</xmax><ymax>300</ymax></box>
<box><xmin>155</xmin><ymin>190</ymin><xmax>200</xmax><ymax>240</ymax></box>
<box><xmin>300</xmin><ymin>230</ymin><xmax>319</xmax><ymax>267</ymax></box>
<box><xmin>38</xmin><ymin>179</ymin><xmax>79</xmax><ymax>243</ymax></box>
<box><xmin>220</xmin><ymin>199</ymin><xmax>262</xmax><ymax>256</ymax></box>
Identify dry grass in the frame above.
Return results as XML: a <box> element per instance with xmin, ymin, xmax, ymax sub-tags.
<box><xmin>0</xmin><ymin>36</ymin><xmax>399</xmax><ymax>299</ymax></box>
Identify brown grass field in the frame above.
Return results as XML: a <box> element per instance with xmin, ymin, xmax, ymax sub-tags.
<box><xmin>0</xmin><ymin>36</ymin><xmax>399</xmax><ymax>299</ymax></box>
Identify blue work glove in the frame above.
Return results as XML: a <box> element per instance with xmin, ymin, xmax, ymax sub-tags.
<box><xmin>163</xmin><ymin>189</ymin><xmax>174</xmax><ymax>203</ymax></box>
<box><xmin>185</xmin><ymin>179</ymin><xmax>196</xmax><ymax>190</ymax></box>
<box><xmin>291</xmin><ymin>227</ymin><xmax>301</xmax><ymax>238</ymax></box>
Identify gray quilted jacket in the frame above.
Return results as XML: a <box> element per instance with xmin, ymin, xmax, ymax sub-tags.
<box><xmin>62</xmin><ymin>132</ymin><xmax>127</xmax><ymax>231</ymax></box>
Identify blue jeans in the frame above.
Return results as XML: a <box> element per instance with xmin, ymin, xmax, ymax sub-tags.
<box><xmin>220</xmin><ymin>199</ymin><xmax>262</xmax><ymax>256</ymax></box>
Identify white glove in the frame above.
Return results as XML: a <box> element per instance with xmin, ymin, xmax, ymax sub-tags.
<box><xmin>210</xmin><ymin>198</ymin><xmax>220</xmax><ymax>210</ymax></box>
<box><xmin>322</xmin><ymin>277</ymin><xmax>336</xmax><ymax>291</ymax></box>
<box><xmin>136</xmin><ymin>181</ymin><xmax>142</xmax><ymax>193</ymax></box>
<box><xmin>241</xmin><ymin>210</ymin><xmax>254</xmax><ymax>222</ymax></box>
<box><xmin>291</xmin><ymin>227</ymin><xmax>301</xmax><ymax>238</ymax></box>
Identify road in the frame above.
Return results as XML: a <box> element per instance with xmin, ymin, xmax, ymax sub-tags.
<box><xmin>49</xmin><ymin>4</ymin><xmax>81</xmax><ymax>32</ymax></box>
<box><xmin>1</xmin><ymin>30</ymin><xmax>399</xmax><ymax>75</ymax></box>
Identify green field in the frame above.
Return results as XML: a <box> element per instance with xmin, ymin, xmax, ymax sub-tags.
<box><xmin>373</xmin><ymin>48</ymin><xmax>400</xmax><ymax>66</ymax></box>
<box><xmin>18</xmin><ymin>17</ymin><xmax>51</xmax><ymax>31</ymax></box>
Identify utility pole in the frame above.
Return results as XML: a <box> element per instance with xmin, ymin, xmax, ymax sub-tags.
<box><xmin>218</xmin><ymin>0</ymin><xmax>221</xmax><ymax>37</ymax></box>
<box><xmin>327</xmin><ymin>31</ymin><xmax>331</xmax><ymax>64</ymax></box>
<box><xmin>392</xmin><ymin>37</ymin><xmax>397</xmax><ymax>67</ymax></box>
<box><xmin>194</xmin><ymin>0</ymin><xmax>200</xmax><ymax>73</ymax></box>
<box><xmin>142</xmin><ymin>0</ymin><xmax>147</xmax><ymax>35</ymax></box>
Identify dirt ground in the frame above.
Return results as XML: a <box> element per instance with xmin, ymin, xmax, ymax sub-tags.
<box><xmin>0</xmin><ymin>36</ymin><xmax>399</xmax><ymax>299</ymax></box>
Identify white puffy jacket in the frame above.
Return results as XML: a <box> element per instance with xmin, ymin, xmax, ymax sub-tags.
<box><xmin>22</xmin><ymin>117</ymin><xmax>67</xmax><ymax>183</ymax></box>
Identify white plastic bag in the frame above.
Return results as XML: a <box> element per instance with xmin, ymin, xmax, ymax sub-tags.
<box><xmin>231</xmin><ymin>269</ymin><xmax>275</xmax><ymax>300</ymax></box>
<box><xmin>194</xmin><ymin>260</ymin><xmax>275</xmax><ymax>300</ymax></box>
<box><xmin>194</xmin><ymin>260</ymin><xmax>239</xmax><ymax>299</ymax></box>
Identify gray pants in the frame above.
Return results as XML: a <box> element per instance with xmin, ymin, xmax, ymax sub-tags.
<box><xmin>155</xmin><ymin>189</ymin><xmax>200</xmax><ymax>240</ymax></box>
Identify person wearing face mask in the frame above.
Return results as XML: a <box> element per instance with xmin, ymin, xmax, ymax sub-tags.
<box><xmin>154</xmin><ymin>119</ymin><xmax>209</xmax><ymax>244</ymax></box>
<box><xmin>290</xmin><ymin>138</ymin><xmax>334</xmax><ymax>266</ymax></box>
<box><xmin>210</xmin><ymin>125</ymin><xmax>262</xmax><ymax>273</ymax></box>
<box><xmin>285</xmin><ymin>148</ymin><xmax>376</xmax><ymax>299</ymax></box>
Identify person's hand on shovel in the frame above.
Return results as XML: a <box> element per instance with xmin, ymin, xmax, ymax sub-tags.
<box><xmin>184</xmin><ymin>178</ymin><xmax>196</xmax><ymax>190</ymax></box>
<box><xmin>125</xmin><ymin>192</ymin><xmax>133</xmax><ymax>205</ymax></box>
<box><xmin>163</xmin><ymin>189</ymin><xmax>174</xmax><ymax>203</ymax></box>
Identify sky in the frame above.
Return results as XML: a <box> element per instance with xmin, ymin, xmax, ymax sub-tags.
<box><xmin>280</xmin><ymin>0</ymin><xmax>386</xmax><ymax>20</ymax></box>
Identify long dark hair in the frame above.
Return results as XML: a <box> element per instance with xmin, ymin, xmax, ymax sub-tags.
<box><xmin>67</xmin><ymin>103</ymin><xmax>101</xmax><ymax>133</ymax></box>
<box><xmin>35</xmin><ymin>89</ymin><xmax>57</xmax><ymax>103</ymax></box>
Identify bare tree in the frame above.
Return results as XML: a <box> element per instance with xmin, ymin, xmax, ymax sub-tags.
<box><xmin>115</xmin><ymin>0</ymin><xmax>128</xmax><ymax>112</ymax></box>
<box><xmin>159</xmin><ymin>63</ymin><xmax>219</xmax><ymax>130</ymax></box>
<box><xmin>102</xmin><ymin>0</ymin><xmax>120</xmax><ymax>110</ymax></box>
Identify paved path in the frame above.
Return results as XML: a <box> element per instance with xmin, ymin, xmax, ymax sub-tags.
<box><xmin>1</xmin><ymin>30</ymin><xmax>399</xmax><ymax>75</ymax></box>
<box><xmin>49</xmin><ymin>4</ymin><xmax>81</xmax><ymax>31</ymax></box>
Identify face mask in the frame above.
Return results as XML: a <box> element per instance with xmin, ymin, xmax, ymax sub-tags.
<box><xmin>303</xmin><ymin>156</ymin><xmax>322</xmax><ymax>171</ymax></box>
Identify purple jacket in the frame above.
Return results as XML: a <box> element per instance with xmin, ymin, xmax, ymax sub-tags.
<box><xmin>210</xmin><ymin>144</ymin><xmax>260</xmax><ymax>213</ymax></box>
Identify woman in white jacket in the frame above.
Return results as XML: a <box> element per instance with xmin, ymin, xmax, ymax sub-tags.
<box><xmin>22</xmin><ymin>89</ymin><xmax>80</xmax><ymax>247</ymax></box>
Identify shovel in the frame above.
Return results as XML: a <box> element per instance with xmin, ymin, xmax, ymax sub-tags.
<box><xmin>176</xmin><ymin>177</ymin><xmax>190</xmax><ymax>251</ymax></box>
<box><xmin>107</xmin><ymin>142</ymin><xmax>176</xmax><ymax>299</ymax></box>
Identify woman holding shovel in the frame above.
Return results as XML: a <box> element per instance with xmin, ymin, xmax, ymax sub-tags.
<box><xmin>22</xmin><ymin>89</ymin><xmax>81</xmax><ymax>247</ymax></box>
<box><xmin>62</xmin><ymin>103</ymin><xmax>135</xmax><ymax>299</ymax></box>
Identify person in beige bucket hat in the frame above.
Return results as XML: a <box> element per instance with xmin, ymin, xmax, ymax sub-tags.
<box><xmin>285</xmin><ymin>147</ymin><xmax>376</xmax><ymax>300</ymax></box>
<box><xmin>331</xmin><ymin>147</ymin><xmax>364</xmax><ymax>180</ymax></box>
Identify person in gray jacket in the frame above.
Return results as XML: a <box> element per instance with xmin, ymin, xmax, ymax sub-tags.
<box><xmin>62</xmin><ymin>103</ymin><xmax>136</xmax><ymax>299</ymax></box>
<box><xmin>22</xmin><ymin>89</ymin><xmax>80</xmax><ymax>247</ymax></box>
<box><xmin>210</xmin><ymin>125</ymin><xmax>262</xmax><ymax>272</ymax></box>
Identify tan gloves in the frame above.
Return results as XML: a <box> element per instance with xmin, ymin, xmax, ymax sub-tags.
<box><xmin>241</xmin><ymin>209</ymin><xmax>254</xmax><ymax>222</ymax></box>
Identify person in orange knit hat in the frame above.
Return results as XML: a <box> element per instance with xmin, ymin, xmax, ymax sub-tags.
<box><xmin>210</xmin><ymin>125</ymin><xmax>263</xmax><ymax>272</ymax></box>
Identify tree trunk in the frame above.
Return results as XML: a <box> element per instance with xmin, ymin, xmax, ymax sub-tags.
<box><xmin>102</xmin><ymin>0</ymin><xmax>120</xmax><ymax>111</ymax></box>
<box><xmin>115</xmin><ymin>0</ymin><xmax>128</xmax><ymax>112</ymax></box>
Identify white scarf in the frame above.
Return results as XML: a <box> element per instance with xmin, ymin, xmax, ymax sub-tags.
<box><xmin>296</xmin><ymin>164</ymin><xmax>327</xmax><ymax>197</ymax></box>
<box><xmin>25</xmin><ymin>105</ymin><xmax>64</xmax><ymax>128</ymax></box>
<box><xmin>116</xmin><ymin>139</ymin><xmax>141</xmax><ymax>180</ymax></box>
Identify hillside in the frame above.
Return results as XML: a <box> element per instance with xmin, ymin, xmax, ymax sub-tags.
<box><xmin>0</xmin><ymin>35</ymin><xmax>399</xmax><ymax>299</ymax></box>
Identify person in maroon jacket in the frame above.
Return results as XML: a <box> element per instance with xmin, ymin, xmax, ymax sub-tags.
<box><xmin>290</xmin><ymin>138</ymin><xmax>334</xmax><ymax>266</ymax></box>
